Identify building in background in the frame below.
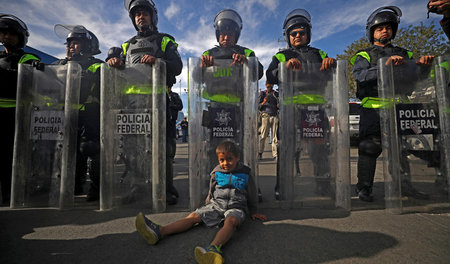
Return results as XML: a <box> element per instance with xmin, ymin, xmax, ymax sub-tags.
<box><xmin>1</xmin><ymin>45</ymin><xmax>58</xmax><ymax>64</ymax></box>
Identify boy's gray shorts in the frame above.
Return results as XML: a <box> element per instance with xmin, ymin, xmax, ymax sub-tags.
<box><xmin>194</xmin><ymin>202</ymin><xmax>246</xmax><ymax>227</ymax></box>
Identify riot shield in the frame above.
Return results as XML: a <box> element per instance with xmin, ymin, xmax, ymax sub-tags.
<box><xmin>188</xmin><ymin>58</ymin><xmax>259</xmax><ymax>211</ymax></box>
<box><xmin>378</xmin><ymin>57</ymin><xmax>450</xmax><ymax>213</ymax></box>
<box><xmin>278</xmin><ymin>60</ymin><xmax>350</xmax><ymax>209</ymax></box>
<box><xmin>11</xmin><ymin>62</ymin><xmax>82</xmax><ymax>208</ymax></box>
<box><xmin>100</xmin><ymin>62</ymin><xmax>166</xmax><ymax>212</ymax></box>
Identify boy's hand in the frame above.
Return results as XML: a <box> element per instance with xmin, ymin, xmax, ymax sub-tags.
<box><xmin>251</xmin><ymin>213</ymin><xmax>267</xmax><ymax>221</ymax></box>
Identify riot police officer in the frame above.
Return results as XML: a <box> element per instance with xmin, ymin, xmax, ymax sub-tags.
<box><xmin>200</xmin><ymin>9</ymin><xmax>263</xmax><ymax>77</ymax></box>
<box><xmin>351</xmin><ymin>6</ymin><xmax>434</xmax><ymax>202</ymax></box>
<box><xmin>199</xmin><ymin>9</ymin><xmax>264</xmax><ymax>201</ymax></box>
<box><xmin>108</xmin><ymin>0</ymin><xmax>183</xmax><ymax>205</ymax></box>
<box><xmin>0</xmin><ymin>14</ymin><xmax>40</xmax><ymax>205</ymax></box>
<box><xmin>54</xmin><ymin>24</ymin><xmax>104</xmax><ymax>201</ymax></box>
<box><xmin>266</xmin><ymin>9</ymin><xmax>336</xmax><ymax>199</ymax></box>
<box><xmin>266</xmin><ymin>8</ymin><xmax>335</xmax><ymax>84</ymax></box>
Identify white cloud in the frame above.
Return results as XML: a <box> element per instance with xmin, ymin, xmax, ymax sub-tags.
<box><xmin>164</xmin><ymin>2</ymin><xmax>180</xmax><ymax>20</ymax></box>
<box><xmin>234</xmin><ymin>0</ymin><xmax>280</xmax><ymax>30</ymax></box>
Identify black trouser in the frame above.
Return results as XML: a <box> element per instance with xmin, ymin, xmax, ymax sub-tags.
<box><xmin>166</xmin><ymin>137</ymin><xmax>178</xmax><ymax>196</ymax></box>
<box><xmin>76</xmin><ymin>105</ymin><xmax>100</xmax><ymax>194</ymax></box>
<box><xmin>1</xmin><ymin>108</ymin><xmax>15</xmax><ymax>203</ymax></box>
<box><xmin>356</xmin><ymin>108</ymin><xmax>382</xmax><ymax>191</ymax></box>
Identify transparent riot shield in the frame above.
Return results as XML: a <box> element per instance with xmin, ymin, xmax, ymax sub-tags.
<box><xmin>188</xmin><ymin>58</ymin><xmax>259</xmax><ymax>211</ymax></box>
<box><xmin>100</xmin><ymin>62</ymin><xmax>166</xmax><ymax>212</ymax></box>
<box><xmin>278</xmin><ymin>60</ymin><xmax>350</xmax><ymax>209</ymax></box>
<box><xmin>11</xmin><ymin>62</ymin><xmax>82</xmax><ymax>209</ymax></box>
<box><xmin>378</xmin><ymin>57</ymin><xmax>450</xmax><ymax>213</ymax></box>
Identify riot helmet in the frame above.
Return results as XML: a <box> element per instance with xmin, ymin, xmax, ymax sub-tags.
<box><xmin>54</xmin><ymin>24</ymin><xmax>101</xmax><ymax>56</ymax></box>
<box><xmin>283</xmin><ymin>9</ymin><xmax>312</xmax><ymax>46</ymax></box>
<box><xmin>124</xmin><ymin>0</ymin><xmax>158</xmax><ymax>31</ymax></box>
<box><xmin>0</xmin><ymin>14</ymin><xmax>29</xmax><ymax>49</ymax></box>
<box><xmin>366</xmin><ymin>6</ymin><xmax>402</xmax><ymax>44</ymax></box>
<box><xmin>214</xmin><ymin>9</ymin><xmax>243</xmax><ymax>43</ymax></box>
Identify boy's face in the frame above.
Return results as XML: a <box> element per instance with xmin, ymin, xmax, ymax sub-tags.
<box><xmin>217</xmin><ymin>151</ymin><xmax>240</xmax><ymax>172</ymax></box>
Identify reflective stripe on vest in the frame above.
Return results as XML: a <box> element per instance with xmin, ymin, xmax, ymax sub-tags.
<box><xmin>123</xmin><ymin>85</ymin><xmax>167</xmax><ymax>95</ymax></box>
<box><xmin>0</xmin><ymin>98</ymin><xmax>16</xmax><ymax>108</ymax></box>
<box><xmin>202</xmin><ymin>91</ymin><xmax>241</xmax><ymax>103</ymax></box>
<box><xmin>351</xmin><ymin>50</ymin><xmax>414</xmax><ymax>65</ymax></box>
<box><xmin>244</xmin><ymin>49</ymin><xmax>254</xmax><ymax>58</ymax></box>
<box><xmin>122</xmin><ymin>36</ymin><xmax>177</xmax><ymax>56</ymax></box>
<box><xmin>122</xmin><ymin>42</ymin><xmax>130</xmax><ymax>55</ymax></box>
<box><xmin>88</xmin><ymin>62</ymin><xmax>102</xmax><ymax>73</ymax></box>
<box><xmin>161</xmin><ymin>36</ymin><xmax>178</xmax><ymax>52</ymax></box>
<box><xmin>407</xmin><ymin>51</ymin><xmax>413</xmax><ymax>59</ymax></box>
<box><xmin>275</xmin><ymin>53</ymin><xmax>286</xmax><ymax>63</ymax></box>
<box><xmin>350</xmin><ymin>51</ymin><xmax>370</xmax><ymax>65</ymax></box>
<box><xmin>18</xmin><ymin>54</ymin><xmax>40</xmax><ymax>64</ymax></box>
<box><xmin>361</xmin><ymin>97</ymin><xmax>395</xmax><ymax>109</ymax></box>
<box><xmin>282</xmin><ymin>94</ymin><xmax>326</xmax><ymax>105</ymax></box>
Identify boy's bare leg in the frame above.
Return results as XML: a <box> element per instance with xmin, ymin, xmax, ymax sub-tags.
<box><xmin>160</xmin><ymin>212</ymin><xmax>202</xmax><ymax>236</ymax></box>
<box><xmin>210</xmin><ymin>216</ymin><xmax>239</xmax><ymax>246</ymax></box>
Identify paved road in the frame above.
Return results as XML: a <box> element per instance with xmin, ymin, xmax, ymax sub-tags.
<box><xmin>1</xmin><ymin>141</ymin><xmax>449</xmax><ymax>264</ymax></box>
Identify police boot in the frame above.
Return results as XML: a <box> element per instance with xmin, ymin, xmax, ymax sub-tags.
<box><xmin>166</xmin><ymin>192</ymin><xmax>177</xmax><ymax>205</ymax></box>
<box><xmin>356</xmin><ymin>186</ymin><xmax>374</xmax><ymax>202</ymax></box>
<box><xmin>86</xmin><ymin>156</ymin><xmax>100</xmax><ymax>202</ymax></box>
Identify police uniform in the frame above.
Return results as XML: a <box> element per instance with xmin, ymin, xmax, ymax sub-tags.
<box><xmin>201</xmin><ymin>45</ymin><xmax>263</xmax><ymax>173</ymax></box>
<box><xmin>121</xmin><ymin>31</ymin><xmax>182</xmax><ymax>87</ymax></box>
<box><xmin>166</xmin><ymin>89</ymin><xmax>183</xmax><ymax>197</ymax></box>
<box><xmin>120</xmin><ymin>29</ymin><xmax>183</xmax><ymax>203</ymax></box>
<box><xmin>351</xmin><ymin>44</ymin><xmax>412</xmax><ymax>194</ymax></box>
<box><xmin>266</xmin><ymin>45</ymin><xmax>332</xmax><ymax>196</ymax></box>
<box><xmin>266</xmin><ymin>46</ymin><xmax>327</xmax><ymax>85</ymax></box>
<box><xmin>54</xmin><ymin>56</ymin><xmax>103</xmax><ymax>199</ymax></box>
<box><xmin>0</xmin><ymin>49</ymin><xmax>40</xmax><ymax>204</ymax></box>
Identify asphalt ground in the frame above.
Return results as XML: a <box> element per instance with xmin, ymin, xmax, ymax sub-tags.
<box><xmin>1</xmin><ymin>141</ymin><xmax>450</xmax><ymax>264</ymax></box>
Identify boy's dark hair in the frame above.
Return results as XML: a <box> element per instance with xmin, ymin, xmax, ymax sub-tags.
<box><xmin>216</xmin><ymin>141</ymin><xmax>240</xmax><ymax>157</ymax></box>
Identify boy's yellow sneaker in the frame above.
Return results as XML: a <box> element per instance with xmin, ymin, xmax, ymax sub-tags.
<box><xmin>135</xmin><ymin>212</ymin><xmax>162</xmax><ymax>245</ymax></box>
<box><xmin>194</xmin><ymin>245</ymin><xmax>224</xmax><ymax>264</ymax></box>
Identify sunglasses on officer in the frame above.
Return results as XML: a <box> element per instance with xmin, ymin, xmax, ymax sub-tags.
<box><xmin>289</xmin><ymin>30</ymin><xmax>307</xmax><ymax>37</ymax></box>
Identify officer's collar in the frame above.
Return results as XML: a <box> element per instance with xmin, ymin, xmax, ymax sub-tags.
<box><xmin>373</xmin><ymin>43</ymin><xmax>394</xmax><ymax>48</ymax></box>
<box><xmin>292</xmin><ymin>44</ymin><xmax>310</xmax><ymax>50</ymax></box>
<box><xmin>137</xmin><ymin>29</ymin><xmax>158</xmax><ymax>37</ymax></box>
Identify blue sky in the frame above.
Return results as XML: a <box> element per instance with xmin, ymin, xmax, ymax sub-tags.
<box><xmin>3</xmin><ymin>0</ymin><xmax>444</xmax><ymax>113</ymax></box>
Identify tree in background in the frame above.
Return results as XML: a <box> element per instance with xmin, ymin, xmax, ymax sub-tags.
<box><xmin>337</xmin><ymin>22</ymin><xmax>449</xmax><ymax>98</ymax></box>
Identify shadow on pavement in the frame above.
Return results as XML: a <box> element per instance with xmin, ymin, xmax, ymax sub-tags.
<box><xmin>0</xmin><ymin>211</ymin><xmax>398</xmax><ymax>264</ymax></box>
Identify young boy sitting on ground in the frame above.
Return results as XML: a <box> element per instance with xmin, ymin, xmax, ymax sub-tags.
<box><xmin>135</xmin><ymin>141</ymin><xmax>267</xmax><ymax>264</ymax></box>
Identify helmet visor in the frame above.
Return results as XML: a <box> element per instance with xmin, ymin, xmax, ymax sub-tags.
<box><xmin>283</xmin><ymin>9</ymin><xmax>311</xmax><ymax>29</ymax></box>
<box><xmin>214</xmin><ymin>9</ymin><xmax>242</xmax><ymax>30</ymax></box>
<box><xmin>0</xmin><ymin>14</ymin><xmax>28</xmax><ymax>32</ymax></box>
<box><xmin>55</xmin><ymin>24</ymin><xmax>91</xmax><ymax>42</ymax></box>
<box><xmin>367</xmin><ymin>6</ymin><xmax>402</xmax><ymax>23</ymax></box>
<box><xmin>124</xmin><ymin>0</ymin><xmax>155</xmax><ymax>11</ymax></box>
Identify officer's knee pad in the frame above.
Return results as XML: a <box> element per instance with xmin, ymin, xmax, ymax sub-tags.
<box><xmin>358</xmin><ymin>138</ymin><xmax>382</xmax><ymax>158</ymax></box>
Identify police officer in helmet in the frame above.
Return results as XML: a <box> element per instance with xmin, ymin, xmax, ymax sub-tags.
<box><xmin>201</xmin><ymin>9</ymin><xmax>263</xmax><ymax>77</ymax></box>
<box><xmin>0</xmin><ymin>14</ymin><xmax>40</xmax><ymax>205</ymax></box>
<box><xmin>108</xmin><ymin>0</ymin><xmax>183</xmax><ymax>205</ymax></box>
<box><xmin>351</xmin><ymin>6</ymin><xmax>434</xmax><ymax>202</ymax></box>
<box><xmin>199</xmin><ymin>9</ymin><xmax>264</xmax><ymax>201</ymax></box>
<box><xmin>266</xmin><ymin>9</ymin><xmax>336</xmax><ymax>199</ymax></box>
<box><xmin>54</xmin><ymin>24</ymin><xmax>104</xmax><ymax>202</ymax></box>
<box><xmin>266</xmin><ymin>8</ymin><xmax>335</xmax><ymax>84</ymax></box>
